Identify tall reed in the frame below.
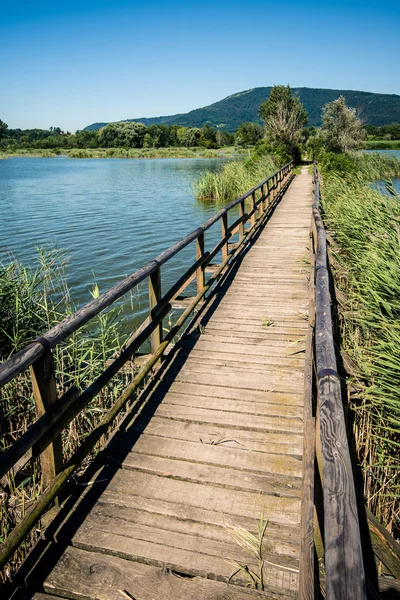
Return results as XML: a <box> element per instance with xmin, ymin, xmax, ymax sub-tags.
<box><xmin>320</xmin><ymin>153</ymin><xmax>400</xmax><ymax>536</ymax></box>
<box><xmin>195</xmin><ymin>154</ymin><xmax>278</xmax><ymax>203</ymax></box>
<box><xmin>0</xmin><ymin>249</ymin><xmax>134</xmax><ymax>581</ymax></box>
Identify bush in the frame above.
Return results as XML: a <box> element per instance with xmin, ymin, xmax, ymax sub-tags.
<box><xmin>319</xmin><ymin>152</ymin><xmax>357</xmax><ymax>175</ymax></box>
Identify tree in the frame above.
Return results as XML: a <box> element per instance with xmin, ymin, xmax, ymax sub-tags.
<box><xmin>0</xmin><ymin>119</ymin><xmax>8</xmax><ymax>140</ymax></box>
<box><xmin>143</xmin><ymin>133</ymin><xmax>154</xmax><ymax>148</ymax></box>
<box><xmin>98</xmin><ymin>122</ymin><xmax>146</xmax><ymax>148</ymax></box>
<box><xmin>185</xmin><ymin>127</ymin><xmax>202</xmax><ymax>147</ymax></box>
<box><xmin>234</xmin><ymin>122</ymin><xmax>264</xmax><ymax>146</ymax></box>
<box><xmin>200</xmin><ymin>123</ymin><xmax>217</xmax><ymax>148</ymax></box>
<box><xmin>319</xmin><ymin>96</ymin><xmax>366</xmax><ymax>153</ymax></box>
<box><xmin>259</xmin><ymin>85</ymin><xmax>307</xmax><ymax>163</ymax></box>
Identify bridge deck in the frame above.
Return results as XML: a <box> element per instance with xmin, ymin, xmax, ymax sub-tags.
<box><xmin>26</xmin><ymin>168</ymin><xmax>313</xmax><ymax>600</ymax></box>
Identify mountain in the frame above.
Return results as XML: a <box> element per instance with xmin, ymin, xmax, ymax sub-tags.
<box><xmin>84</xmin><ymin>87</ymin><xmax>400</xmax><ymax>132</ymax></box>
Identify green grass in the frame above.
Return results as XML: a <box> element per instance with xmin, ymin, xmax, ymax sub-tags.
<box><xmin>320</xmin><ymin>151</ymin><xmax>400</xmax><ymax>537</ymax></box>
<box><xmin>364</xmin><ymin>140</ymin><xmax>400</xmax><ymax>150</ymax></box>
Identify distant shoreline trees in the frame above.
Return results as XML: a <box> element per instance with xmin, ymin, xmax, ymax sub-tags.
<box><xmin>0</xmin><ymin>120</ymin><xmax>235</xmax><ymax>151</ymax></box>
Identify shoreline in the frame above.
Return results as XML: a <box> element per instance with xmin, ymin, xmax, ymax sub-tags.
<box><xmin>0</xmin><ymin>146</ymin><xmax>247</xmax><ymax>160</ymax></box>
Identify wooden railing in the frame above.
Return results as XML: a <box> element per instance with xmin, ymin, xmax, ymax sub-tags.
<box><xmin>0</xmin><ymin>161</ymin><xmax>294</xmax><ymax>571</ymax></box>
<box><xmin>311</xmin><ymin>164</ymin><xmax>367</xmax><ymax>600</ymax></box>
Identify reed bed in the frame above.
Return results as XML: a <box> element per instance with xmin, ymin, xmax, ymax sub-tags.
<box><xmin>320</xmin><ymin>152</ymin><xmax>400</xmax><ymax>537</ymax></box>
<box><xmin>1</xmin><ymin>147</ymin><xmax>241</xmax><ymax>160</ymax></box>
<box><xmin>0</xmin><ymin>249</ymin><xmax>137</xmax><ymax>582</ymax></box>
<box><xmin>195</xmin><ymin>154</ymin><xmax>278</xmax><ymax>203</ymax></box>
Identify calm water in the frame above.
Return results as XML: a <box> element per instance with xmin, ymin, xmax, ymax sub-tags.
<box><xmin>370</xmin><ymin>149</ymin><xmax>400</xmax><ymax>193</ymax></box>
<box><xmin>0</xmin><ymin>157</ymin><xmax>228</xmax><ymax>318</ymax></box>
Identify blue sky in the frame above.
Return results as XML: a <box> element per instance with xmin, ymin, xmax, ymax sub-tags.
<box><xmin>1</xmin><ymin>0</ymin><xmax>399</xmax><ymax>131</ymax></box>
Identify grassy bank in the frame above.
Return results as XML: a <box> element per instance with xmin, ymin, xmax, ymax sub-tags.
<box><xmin>320</xmin><ymin>152</ymin><xmax>400</xmax><ymax>537</ymax></box>
<box><xmin>364</xmin><ymin>139</ymin><xmax>400</xmax><ymax>150</ymax></box>
<box><xmin>0</xmin><ymin>146</ymin><xmax>243</xmax><ymax>160</ymax></box>
<box><xmin>195</xmin><ymin>153</ymin><xmax>278</xmax><ymax>203</ymax></box>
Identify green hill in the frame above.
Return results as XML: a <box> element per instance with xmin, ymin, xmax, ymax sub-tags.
<box><xmin>85</xmin><ymin>87</ymin><xmax>400</xmax><ymax>132</ymax></box>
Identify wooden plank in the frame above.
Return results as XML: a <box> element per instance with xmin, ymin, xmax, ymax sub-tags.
<box><xmin>204</xmin><ymin>314</ymin><xmax>309</xmax><ymax>327</ymax></box>
<box><xmin>72</xmin><ymin>477</ymin><xmax>300</xmax><ymax>544</ymax></box>
<box><xmin>110</xmin><ymin>433</ymin><xmax>303</xmax><ymax>477</ymax></box>
<box><xmin>173</xmin><ymin>354</ymin><xmax>305</xmax><ymax>375</ymax></box>
<box><xmin>98</xmin><ymin>469</ymin><xmax>302</xmax><ymax>526</ymax></box>
<box><xmin>182</xmin><ymin>344</ymin><xmax>306</xmax><ymax>365</ymax></box>
<box><xmin>164</xmin><ymin>364</ymin><xmax>304</xmax><ymax>393</ymax></box>
<box><xmin>298</xmin><ymin>419</ymin><xmax>315</xmax><ymax>600</ymax></box>
<box><xmin>170</xmin><ymin>355</ymin><xmax>305</xmax><ymax>376</ymax></box>
<box><xmin>35</xmin><ymin>545</ymin><xmax>294</xmax><ymax>600</ymax></box>
<box><xmin>199</xmin><ymin>332</ymin><xmax>307</xmax><ymax>349</ymax></box>
<box><xmin>202</xmin><ymin>322</ymin><xmax>309</xmax><ymax>337</ymax></box>
<box><xmin>152</xmin><ymin>403</ymin><xmax>303</xmax><ymax>433</ymax></box>
<box><xmin>60</xmin><ymin>503</ymin><xmax>300</xmax><ymax>572</ymax></box>
<box><xmin>119</xmin><ymin>414</ymin><xmax>304</xmax><ymax>453</ymax></box>
<box><xmin>145</xmin><ymin>390</ymin><xmax>304</xmax><ymax>419</ymax></box>
<box><xmin>154</xmin><ymin>380</ymin><xmax>303</xmax><ymax>405</ymax></box>
<box><xmin>108</xmin><ymin>450</ymin><xmax>303</xmax><ymax>497</ymax></box>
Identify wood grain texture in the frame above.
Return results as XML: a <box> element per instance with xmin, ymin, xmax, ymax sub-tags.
<box><xmin>313</xmin><ymin>166</ymin><xmax>367</xmax><ymax>600</ymax></box>
<box><xmin>30</xmin><ymin>350</ymin><xmax>64</xmax><ymax>486</ymax></box>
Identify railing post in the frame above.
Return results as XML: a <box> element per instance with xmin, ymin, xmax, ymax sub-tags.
<box><xmin>250</xmin><ymin>191</ymin><xmax>256</xmax><ymax>227</ymax></box>
<box><xmin>196</xmin><ymin>232</ymin><xmax>205</xmax><ymax>294</ymax></box>
<box><xmin>149</xmin><ymin>267</ymin><xmax>162</xmax><ymax>355</ymax></box>
<box><xmin>260</xmin><ymin>184</ymin><xmax>265</xmax><ymax>214</ymax></box>
<box><xmin>239</xmin><ymin>200</ymin><xmax>245</xmax><ymax>241</ymax></box>
<box><xmin>30</xmin><ymin>350</ymin><xmax>63</xmax><ymax>488</ymax></box>
<box><xmin>221</xmin><ymin>213</ymin><xmax>229</xmax><ymax>261</ymax></box>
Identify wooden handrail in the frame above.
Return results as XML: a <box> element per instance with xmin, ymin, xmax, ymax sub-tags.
<box><xmin>312</xmin><ymin>163</ymin><xmax>367</xmax><ymax>600</ymax></box>
<box><xmin>0</xmin><ymin>160</ymin><xmax>294</xmax><ymax>571</ymax></box>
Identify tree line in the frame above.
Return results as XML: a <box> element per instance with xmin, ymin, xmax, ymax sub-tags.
<box><xmin>0</xmin><ymin>86</ymin><xmax>380</xmax><ymax>160</ymax></box>
<box><xmin>0</xmin><ymin>121</ymin><xmax>264</xmax><ymax>151</ymax></box>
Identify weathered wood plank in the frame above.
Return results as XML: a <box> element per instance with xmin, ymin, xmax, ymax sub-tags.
<box><xmin>98</xmin><ymin>470</ymin><xmax>302</xmax><ymax>526</ymax></box>
<box><xmin>34</xmin><ymin>545</ymin><xmax>295</xmax><ymax>600</ymax></box>
<box><xmin>109</xmin><ymin>433</ymin><xmax>303</xmax><ymax>477</ymax></box>
<box><xmin>108</xmin><ymin>449</ymin><xmax>303</xmax><ymax>496</ymax></box>
<box><xmin>152</xmin><ymin>403</ymin><xmax>304</xmax><ymax>433</ymax></box>
<box><xmin>145</xmin><ymin>390</ymin><xmax>304</xmax><ymax>418</ymax></box>
<box><xmin>119</xmin><ymin>414</ymin><xmax>304</xmax><ymax>455</ymax></box>
<box><xmin>154</xmin><ymin>380</ymin><xmax>303</xmax><ymax>405</ymax></box>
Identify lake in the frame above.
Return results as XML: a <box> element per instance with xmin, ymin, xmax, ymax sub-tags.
<box><xmin>0</xmin><ymin>157</ymin><xmax>227</xmax><ymax>319</ymax></box>
<box><xmin>370</xmin><ymin>149</ymin><xmax>400</xmax><ymax>193</ymax></box>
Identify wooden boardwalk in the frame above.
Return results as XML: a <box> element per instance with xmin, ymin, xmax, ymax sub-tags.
<box><xmin>15</xmin><ymin>168</ymin><xmax>314</xmax><ymax>599</ymax></box>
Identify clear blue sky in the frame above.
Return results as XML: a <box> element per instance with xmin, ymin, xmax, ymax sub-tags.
<box><xmin>1</xmin><ymin>0</ymin><xmax>399</xmax><ymax>131</ymax></box>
